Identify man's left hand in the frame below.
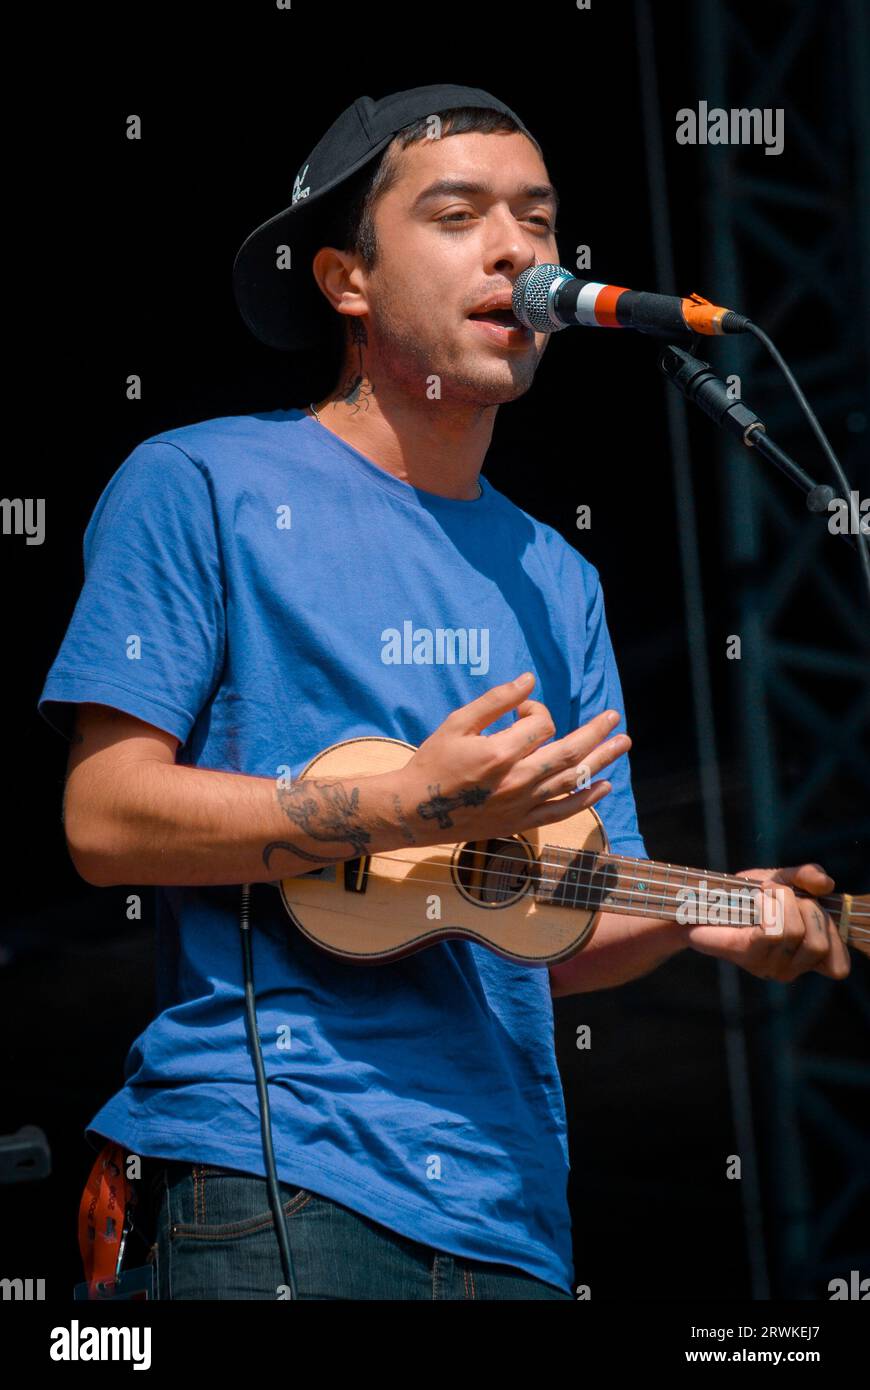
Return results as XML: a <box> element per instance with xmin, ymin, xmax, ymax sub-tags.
<box><xmin>683</xmin><ymin>863</ymin><xmax>851</xmax><ymax>982</ymax></box>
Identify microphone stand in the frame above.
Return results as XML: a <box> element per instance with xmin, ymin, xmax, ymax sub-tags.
<box><xmin>659</xmin><ymin>344</ymin><xmax>860</xmax><ymax>553</ymax></box>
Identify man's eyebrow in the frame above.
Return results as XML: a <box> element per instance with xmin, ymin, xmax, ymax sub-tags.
<box><xmin>410</xmin><ymin>178</ymin><xmax>560</xmax><ymax>214</ymax></box>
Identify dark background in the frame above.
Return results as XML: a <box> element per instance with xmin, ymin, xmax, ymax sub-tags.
<box><xmin>2</xmin><ymin>0</ymin><xmax>867</xmax><ymax>1304</ymax></box>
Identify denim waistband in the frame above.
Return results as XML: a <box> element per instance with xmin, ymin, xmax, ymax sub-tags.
<box><xmin>140</xmin><ymin>1157</ymin><xmax>255</xmax><ymax>1195</ymax></box>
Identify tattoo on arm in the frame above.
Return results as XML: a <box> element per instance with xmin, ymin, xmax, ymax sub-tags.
<box><xmin>262</xmin><ymin>778</ymin><xmax>373</xmax><ymax>871</ymax></box>
<box><xmin>392</xmin><ymin>793</ymin><xmax>418</xmax><ymax>845</ymax></box>
<box><xmin>415</xmin><ymin>782</ymin><xmax>491</xmax><ymax>831</ymax></box>
<box><xmin>262</xmin><ymin>775</ymin><xmax>494</xmax><ymax>870</ymax></box>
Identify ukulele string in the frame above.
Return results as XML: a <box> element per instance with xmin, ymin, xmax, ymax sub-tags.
<box><xmin>481</xmin><ymin>848</ymin><xmax>864</xmax><ymax>918</ymax></box>
<box><xmin>281</xmin><ymin>854</ymin><xmax>870</xmax><ymax>935</ymax></box>
<box><xmin>278</xmin><ymin>884</ymin><xmax>870</xmax><ymax>942</ymax></box>
<box><xmin>302</xmin><ymin>844</ymin><xmax>868</xmax><ymax>924</ymax></box>
<box><xmin>366</xmin><ymin>838</ymin><xmax>856</xmax><ymax>906</ymax></box>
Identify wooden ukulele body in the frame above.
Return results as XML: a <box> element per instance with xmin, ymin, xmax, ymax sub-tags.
<box><xmin>278</xmin><ymin>735</ymin><xmax>608</xmax><ymax>966</ymax></box>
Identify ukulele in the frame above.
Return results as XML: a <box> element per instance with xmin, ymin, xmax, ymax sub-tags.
<box><xmin>277</xmin><ymin>736</ymin><xmax>870</xmax><ymax>966</ymax></box>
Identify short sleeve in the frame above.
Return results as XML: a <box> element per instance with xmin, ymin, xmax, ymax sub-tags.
<box><xmin>575</xmin><ymin>567</ymin><xmax>647</xmax><ymax>859</ymax></box>
<box><xmin>37</xmin><ymin>439</ymin><xmax>226</xmax><ymax>745</ymax></box>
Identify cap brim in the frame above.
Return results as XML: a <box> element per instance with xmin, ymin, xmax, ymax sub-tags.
<box><xmin>232</xmin><ymin>138</ymin><xmax>395</xmax><ymax>352</ymax></box>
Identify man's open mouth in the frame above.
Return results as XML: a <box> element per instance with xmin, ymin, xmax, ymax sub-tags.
<box><xmin>468</xmin><ymin>308</ymin><xmax>521</xmax><ymax>325</ymax></box>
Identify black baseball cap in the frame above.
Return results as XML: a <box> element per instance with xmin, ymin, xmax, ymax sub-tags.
<box><xmin>232</xmin><ymin>84</ymin><xmax>539</xmax><ymax>353</ymax></box>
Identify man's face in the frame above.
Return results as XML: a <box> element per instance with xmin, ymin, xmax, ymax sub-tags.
<box><xmin>355</xmin><ymin>130</ymin><xmax>560</xmax><ymax>406</ymax></box>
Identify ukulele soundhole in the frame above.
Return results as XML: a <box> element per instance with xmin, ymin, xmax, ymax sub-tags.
<box><xmin>453</xmin><ymin>836</ymin><xmax>535</xmax><ymax>908</ymax></box>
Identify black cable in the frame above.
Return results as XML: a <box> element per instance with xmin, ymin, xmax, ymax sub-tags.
<box><xmin>239</xmin><ymin>882</ymin><xmax>298</xmax><ymax>1298</ymax></box>
<box><xmin>743</xmin><ymin>320</ymin><xmax>870</xmax><ymax>608</ymax></box>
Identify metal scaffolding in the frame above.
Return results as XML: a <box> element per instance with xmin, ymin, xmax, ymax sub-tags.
<box><xmin>691</xmin><ymin>0</ymin><xmax>870</xmax><ymax>1299</ymax></box>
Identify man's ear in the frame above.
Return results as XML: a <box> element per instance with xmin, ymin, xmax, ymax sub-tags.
<box><xmin>311</xmin><ymin>245</ymin><xmax>368</xmax><ymax>322</ymax></box>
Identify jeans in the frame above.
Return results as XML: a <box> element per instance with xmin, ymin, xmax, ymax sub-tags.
<box><xmin>143</xmin><ymin>1159</ymin><xmax>573</xmax><ymax>1301</ymax></box>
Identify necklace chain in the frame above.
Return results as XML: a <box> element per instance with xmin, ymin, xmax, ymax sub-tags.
<box><xmin>307</xmin><ymin>402</ymin><xmax>483</xmax><ymax>500</ymax></box>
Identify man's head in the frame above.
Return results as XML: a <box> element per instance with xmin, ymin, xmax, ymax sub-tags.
<box><xmin>310</xmin><ymin>107</ymin><xmax>560</xmax><ymax>408</ymax></box>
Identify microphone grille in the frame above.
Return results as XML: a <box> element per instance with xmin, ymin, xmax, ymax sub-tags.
<box><xmin>513</xmin><ymin>263</ymin><xmax>574</xmax><ymax>332</ymax></box>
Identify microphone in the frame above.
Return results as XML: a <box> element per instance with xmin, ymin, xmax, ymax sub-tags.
<box><xmin>512</xmin><ymin>263</ymin><xmax>749</xmax><ymax>339</ymax></box>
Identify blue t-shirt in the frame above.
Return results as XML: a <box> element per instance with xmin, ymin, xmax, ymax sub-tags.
<box><xmin>38</xmin><ymin>407</ymin><xmax>647</xmax><ymax>1294</ymax></box>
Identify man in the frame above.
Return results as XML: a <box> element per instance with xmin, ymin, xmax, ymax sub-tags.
<box><xmin>39</xmin><ymin>85</ymin><xmax>849</xmax><ymax>1302</ymax></box>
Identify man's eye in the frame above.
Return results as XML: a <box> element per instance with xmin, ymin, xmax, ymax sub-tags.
<box><xmin>437</xmin><ymin>212</ymin><xmax>557</xmax><ymax>231</ymax></box>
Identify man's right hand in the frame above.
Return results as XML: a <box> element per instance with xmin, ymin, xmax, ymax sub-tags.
<box><xmin>392</xmin><ymin>672</ymin><xmax>631</xmax><ymax>847</ymax></box>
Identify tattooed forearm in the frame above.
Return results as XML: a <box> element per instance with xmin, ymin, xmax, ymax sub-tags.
<box><xmin>277</xmin><ymin>778</ymin><xmax>373</xmax><ymax>852</ymax></box>
<box><xmin>416</xmin><ymin>782</ymin><xmax>491</xmax><ymax>831</ymax></box>
<box><xmin>260</xmin><ymin>772</ymin><xmax>495</xmax><ymax>873</ymax></box>
<box><xmin>392</xmin><ymin>792</ymin><xmax>418</xmax><ymax>845</ymax></box>
<box><xmin>262</xmin><ymin>777</ymin><xmax>374</xmax><ymax>871</ymax></box>
<box><xmin>262</xmin><ymin>839</ymin><xmax>353</xmax><ymax>869</ymax></box>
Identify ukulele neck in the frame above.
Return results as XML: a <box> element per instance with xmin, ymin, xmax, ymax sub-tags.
<box><xmin>535</xmin><ymin>844</ymin><xmax>860</xmax><ymax>943</ymax></box>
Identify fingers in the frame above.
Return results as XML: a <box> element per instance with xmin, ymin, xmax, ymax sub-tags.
<box><xmin>688</xmin><ymin>893</ymin><xmax>850</xmax><ymax>982</ymax></box>
<box><xmin>448</xmin><ymin>679</ymin><xmax>630</xmax><ymax>793</ymax></box>
<box><xmin>518</xmin><ymin>778</ymin><xmax>613</xmax><ymax>830</ymax></box>
<box><xmin>485</xmin><ymin>696</ymin><xmax>559</xmax><ymax>761</ymax></box>
<box><xmin>498</xmin><ymin>708</ymin><xmax>625</xmax><ymax>785</ymax></box>
<box><xmin>448</xmin><ymin>672</ymin><xmax>540</xmax><ymax>736</ymax></box>
<box><xmin>756</xmin><ymin>864</ymin><xmax>843</xmax><ymax>981</ymax></box>
<box><xmin>749</xmin><ymin>881</ymin><xmax>849</xmax><ymax>982</ymax></box>
<box><xmin>821</xmin><ymin>917</ymin><xmax>852</xmax><ymax>980</ymax></box>
<box><xmin>687</xmin><ymin>864</ymin><xmax>853</xmax><ymax>984</ymax></box>
<box><xmin>798</xmin><ymin>899</ymin><xmax>851</xmax><ymax>980</ymax></box>
<box><xmin>533</xmin><ymin>733</ymin><xmax>631</xmax><ymax>800</ymax></box>
<box><xmin>771</xmin><ymin>862</ymin><xmax>836</xmax><ymax>895</ymax></box>
<box><xmin>767</xmin><ymin>893</ymin><xmax>831</xmax><ymax>980</ymax></box>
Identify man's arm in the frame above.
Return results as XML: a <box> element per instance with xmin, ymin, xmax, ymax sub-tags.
<box><xmin>63</xmin><ymin>702</ymin><xmax>410</xmax><ymax>887</ymax></box>
<box><xmin>548</xmin><ymin>862</ymin><xmax>851</xmax><ymax>994</ymax></box>
<box><xmin>61</xmin><ymin>680</ymin><xmax>631</xmax><ymax>891</ymax></box>
<box><xmin>549</xmin><ymin>910</ymin><xmax>686</xmax><ymax>995</ymax></box>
